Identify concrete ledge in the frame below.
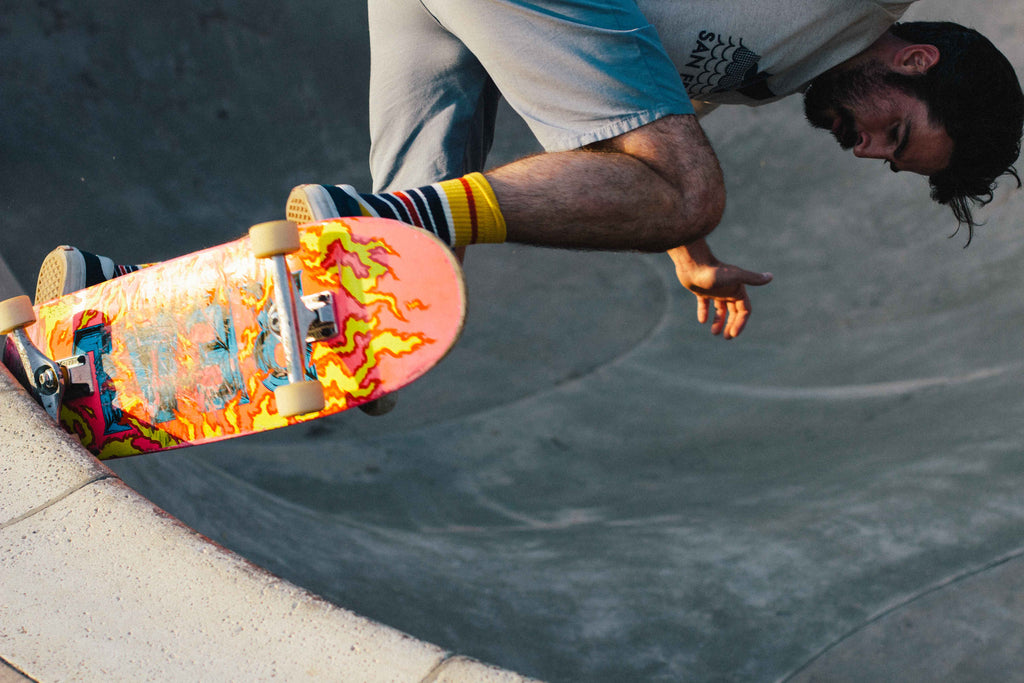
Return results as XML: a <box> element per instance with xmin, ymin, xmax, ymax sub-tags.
<box><xmin>0</xmin><ymin>363</ymin><xmax>539</xmax><ymax>682</ymax></box>
<box><xmin>0</xmin><ymin>366</ymin><xmax>115</xmax><ymax>528</ymax></box>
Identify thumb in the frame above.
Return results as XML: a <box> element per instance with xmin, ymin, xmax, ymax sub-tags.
<box><xmin>717</xmin><ymin>265</ymin><xmax>773</xmax><ymax>288</ymax></box>
<box><xmin>735</xmin><ymin>268</ymin><xmax>773</xmax><ymax>287</ymax></box>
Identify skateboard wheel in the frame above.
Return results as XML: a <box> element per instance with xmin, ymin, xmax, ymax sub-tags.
<box><xmin>250</xmin><ymin>220</ymin><xmax>301</xmax><ymax>258</ymax></box>
<box><xmin>0</xmin><ymin>295</ymin><xmax>36</xmax><ymax>335</ymax></box>
<box><xmin>275</xmin><ymin>380</ymin><xmax>325</xmax><ymax>417</ymax></box>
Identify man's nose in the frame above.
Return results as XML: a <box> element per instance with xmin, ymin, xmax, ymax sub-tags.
<box><xmin>853</xmin><ymin>132</ymin><xmax>888</xmax><ymax>160</ymax></box>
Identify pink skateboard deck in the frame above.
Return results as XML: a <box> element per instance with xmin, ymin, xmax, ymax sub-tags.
<box><xmin>2</xmin><ymin>217</ymin><xmax>465</xmax><ymax>459</ymax></box>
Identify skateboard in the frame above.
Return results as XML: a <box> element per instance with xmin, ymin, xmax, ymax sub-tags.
<box><xmin>0</xmin><ymin>217</ymin><xmax>465</xmax><ymax>459</ymax></box>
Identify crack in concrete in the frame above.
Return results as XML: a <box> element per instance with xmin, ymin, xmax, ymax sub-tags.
<box><xmin>0</xmin><ymin>474</ymin><xmax>115</xmax><ymax>531</ymax></box>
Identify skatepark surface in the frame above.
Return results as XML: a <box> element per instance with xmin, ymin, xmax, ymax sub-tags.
<box><xmin>3</xmin><ymin>1</ymin><xmax>1024</xmax><ymax>681</ymax></box>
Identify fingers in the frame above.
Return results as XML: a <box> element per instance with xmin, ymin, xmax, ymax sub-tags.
<box><xmin>724</xmin><ymin>297</ymin><xmax>752</xmax><ymax>339</ymax></box>
<box><xmin>710</xmin><ymin>298</ymin><xmax>727</xmax><ymax>336</ymax></box>
<box><xmin>702</xmin><ymin>292</ymin><xmax>753</xmax><ymax>340</ymax></box>
<box><xmin>696</xmin><ymin>296</ymin><xmax>710</xmax><ymax>324</ymax></box>
<box><xmin>687</xmin><ymin>265</ymin><xmax>771</xmax><ymax>340</ymax></box>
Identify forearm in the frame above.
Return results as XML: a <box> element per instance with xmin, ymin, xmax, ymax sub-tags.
<box><xmin>485</xmin><ymin>115</ymin><xmax>725</xmax><ymax>252</ymax></box>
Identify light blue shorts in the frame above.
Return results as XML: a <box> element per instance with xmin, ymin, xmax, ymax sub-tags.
<box><xmin>367</xmin><ymin>0</ymin><xmax>693</xmax><ymax>191</ymax></box>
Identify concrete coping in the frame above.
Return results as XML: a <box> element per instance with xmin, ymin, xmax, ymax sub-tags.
<box><xmin>0</xmin><ymin>255</ymin><xmax>539</xmax><ymax>682</ymax></box>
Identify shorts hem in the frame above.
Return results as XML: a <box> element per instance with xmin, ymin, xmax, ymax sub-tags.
<box><xmin>539</xmin><ymin>105</ymin><xmax>696</xmax><ymax>152</ymax></box>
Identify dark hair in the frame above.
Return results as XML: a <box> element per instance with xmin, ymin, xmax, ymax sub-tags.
<box><xmin>889</xmin><ymin>21</ymin><xmax>1023</xmax><ymax>245</ymax></box>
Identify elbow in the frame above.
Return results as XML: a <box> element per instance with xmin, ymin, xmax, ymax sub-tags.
<box><xmin>689</xmin><ymin>173</ymin><xmax>726</xmax><ymax>241</ymax></box>
<box><xmin>645</xmin><ymin>171</ymin><xmax>725</xmax><ymax>251</ymax></box>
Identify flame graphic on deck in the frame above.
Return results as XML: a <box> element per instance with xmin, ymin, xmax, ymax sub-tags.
<box><xmin>24</xmin><ymin>218</ymin><xmax>458</xmax><ymax>459</ymax></box>
<box><xmin>303</xmin><ymin>222</ymin><xmax>434</xmax><ymax>409</ymax></box>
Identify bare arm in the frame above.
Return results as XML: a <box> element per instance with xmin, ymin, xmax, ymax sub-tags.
<box><xmin>484</xmin><ymin>113</ymin><xmax>771</xmax><ymax>338</ymax></box>
<box><xmin>484</xmin><ymin>114</ymin><xmax>725</xmax><ymax>252</ymax></box>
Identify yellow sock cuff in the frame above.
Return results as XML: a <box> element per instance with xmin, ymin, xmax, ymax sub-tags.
<box><xmin>440</xmin><ymin>172</ymin><xmax>507</xmax><ymax>247</ymax></box>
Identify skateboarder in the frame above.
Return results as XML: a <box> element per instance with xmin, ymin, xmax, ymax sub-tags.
<box><xmin>350</xmin><ymin>9</ymin><xmax>1021</xmax><ymax>341</ymax></box>
<box><xmin>35</xmin><ymin>12</ymin><xmax>1023</xmax><ymax>344</ymax></box>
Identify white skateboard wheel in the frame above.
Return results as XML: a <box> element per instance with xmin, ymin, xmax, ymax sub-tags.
<box><xmin>0</xmin><ymin>295</ymin><xmax>36</xmax><ymax>335</ymax></box>
<box><xmin>274</xmin><ymin>380</ymin><xmax>325</xmax><ymax>417</ymax></box>
<box><xmin>250</xmin><ymin>220</ymin><xmax>301</xmax><ymax>258</ymax></box>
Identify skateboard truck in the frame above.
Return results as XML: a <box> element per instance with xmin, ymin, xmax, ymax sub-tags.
<box><xmin>249</xmin><ymin>220</ymin><xmax>328</xmax><ymax>417</ymax></box>
<box><xmin>267</xmin><ymin>291</ymin><xmax>338</xmax><ymax>344</ymax></box>
<box><xmin>1</xmin><ymin>295</ymin><xmax>94</xmax><ymax>421</ymax></box>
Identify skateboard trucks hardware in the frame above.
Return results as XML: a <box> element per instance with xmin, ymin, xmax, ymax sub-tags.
<box><xmin>267</xmin><ymin>259</ymin><xmax>310</xmax><ymax>385</ymax></box>
<box><xmin>58</xmin><ymin>355</ymin><xmax>94</xmax><ymax>399</ymax></box>
<box><xmin>301</xmin><ymin>292</ymin><xmax>338</xmax><ymax>342</ymax></box>
<box><xmin>5</xmin><ymin>331</ymin><xmax>93</xmax><ymax>421</ymax></box>
<box><xmin>249</xmin><ymin>220</ymin><xmax>328</xmax><ymax>417</ymax></box>
<box><xmin>267</xmin><ymin>291</ymin><xmax>338</xmax><ymax>344</ymax></box>
<box><xmin>6</xmin><ymin>327</ymin><xmax>65</xmax><ymax>419</ymax></box>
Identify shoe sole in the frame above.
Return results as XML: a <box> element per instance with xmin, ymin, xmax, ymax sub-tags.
<box><xmin>286</xmin><ymin>185</ymin><xmax>340</xmax><ymax>223</ymax></box>
<box><xmin>35</xmin><ymin>246</ymin><xmax>83</xmax><ymax>304</ymax></box>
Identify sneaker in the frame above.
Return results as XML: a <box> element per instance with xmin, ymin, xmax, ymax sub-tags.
<box><xmin>35</xmin><ymin>246</ymin><xmax>137</xmax><ymax>304</ymax></box>
<box><xmin>287</xmin><ymin>184</ymin><xmax>398</xmax><ymax>417</ymax></box>
<box><xmin>286</xmin><ymin>184</ymin><xmax>344</xmax><ymax>223</ymax></box>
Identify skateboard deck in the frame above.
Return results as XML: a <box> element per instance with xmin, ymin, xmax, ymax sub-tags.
<box><xmin>1</xmin><ymin>217</ymin><xmax>465</xmax><ymax>459</ymax></box>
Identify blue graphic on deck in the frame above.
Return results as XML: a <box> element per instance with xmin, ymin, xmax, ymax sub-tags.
<box><xmin>190</xmin><ymin>304</ymin><xmax>249</xmax><ymax>413</ymax></box>
<box><xmin>127</xmin><ymin>315</ymin><xmax>180</xmax><ymax>424</ymax></box>
<box><xmin>73</xmin><ymin>324</ymin><xmax>130</xmax><ymax>435</ymax></box>
<box><xmin>109</xmin><ymin>299</ymin><xmax>251</xmax><ymax>425</ymax></box>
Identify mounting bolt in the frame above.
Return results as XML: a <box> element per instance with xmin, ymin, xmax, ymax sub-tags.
<box><xmin>35</xmin><ymin>366</ymin><xmax>61</xmax><ymax>396</ymax></box>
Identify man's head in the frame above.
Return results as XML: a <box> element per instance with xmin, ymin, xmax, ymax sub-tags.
<box><xmin>804</xmin><ymin>21</ymin><xmax>1023</xmax><ymax>243</ymax></box>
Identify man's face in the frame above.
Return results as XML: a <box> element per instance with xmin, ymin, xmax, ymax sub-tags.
<box><xmin>804</xmin><ymin>62</ymin><xmax>953</xmax><ymax>176</ymax></box>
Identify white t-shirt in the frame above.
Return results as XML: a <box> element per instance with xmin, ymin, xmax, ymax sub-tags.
<box><xmin>640</xmin><ymin>0</ymin><xmax>917</xmax><ymax>104</ymax></box>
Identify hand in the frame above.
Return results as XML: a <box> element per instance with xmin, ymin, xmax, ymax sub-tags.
<box><xmin>668</xmin><ymin>241</ymin><xmax>773</xmax><ymax>339</ymax></box>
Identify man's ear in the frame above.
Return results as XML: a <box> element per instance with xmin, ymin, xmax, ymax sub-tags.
<box><xmin>891</xmin><ymin>44</ymin><xmax>940</xmax><ymax>75</ymax></box>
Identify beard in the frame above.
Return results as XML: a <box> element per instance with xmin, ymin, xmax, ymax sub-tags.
<box><xmin>803</xmin><ymin>62</ymin><xmax>896</xmax><ymax>149</ymax></box>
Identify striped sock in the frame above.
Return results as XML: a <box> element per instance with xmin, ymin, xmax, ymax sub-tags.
<box><xmin>322</xmin><ymin>172</ymin><xmax>506</xmax><ymax>248</ymax></box>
